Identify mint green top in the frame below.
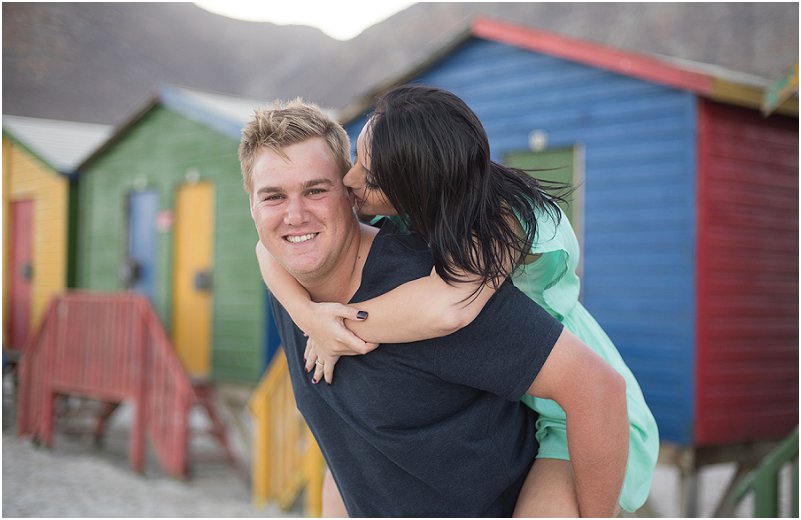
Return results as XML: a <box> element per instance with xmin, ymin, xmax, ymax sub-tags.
<box><xmin>513</xmin><ymin>207</ymin><xmax>659</xmax><ymax>512</ymax></box>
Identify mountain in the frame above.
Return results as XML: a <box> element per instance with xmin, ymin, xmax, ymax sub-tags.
<box><xmin>3</xmin><ymin>2</ymin><xmax>339</xmax><ymax>123</ymax></box>
<box><xmin>3</xmin><ymin>2</ymin><xmax>798</xmax><ymax>126</ymax></box>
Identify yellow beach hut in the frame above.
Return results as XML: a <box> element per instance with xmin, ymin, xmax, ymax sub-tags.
<box><xmin>2</xmin><ymin>115</ymin><xmax>111</xmax><ymax>353</ymax></box>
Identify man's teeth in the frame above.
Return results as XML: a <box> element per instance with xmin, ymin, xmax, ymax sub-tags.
<box><xmin>286</xmin><ymin>233</ymin><xmax>317</xmax><ymax>243</ymax></box>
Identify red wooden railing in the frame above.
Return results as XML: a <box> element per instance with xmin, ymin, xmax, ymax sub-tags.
<box><xmin>16</xmin><ymin>292</ymin><xmax>203</xmax><ymax>478</ymax></box>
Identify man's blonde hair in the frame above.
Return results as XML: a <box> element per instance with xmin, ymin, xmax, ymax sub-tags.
<box><xmin>239</xmin><ymin>98</ymin><xmax>351</xmax><ymax>194</ymax></box>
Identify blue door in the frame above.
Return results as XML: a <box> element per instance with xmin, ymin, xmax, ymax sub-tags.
<box><xmin>127</xmin><ymin>190</ymin><xmax>159</xmax><ymax>303</ymax></box>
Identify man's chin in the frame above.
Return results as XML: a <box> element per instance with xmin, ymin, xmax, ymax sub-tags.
<box><xmin>284</xmin><ymin>260</ymin><xmax>324</xmax><ymax>281</ymax></box>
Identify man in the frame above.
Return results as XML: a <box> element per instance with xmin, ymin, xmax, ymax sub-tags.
<box><xmin>240</xmin><ymin>99</ymin><xmax>628</xmax><ymax>517</ymax></box>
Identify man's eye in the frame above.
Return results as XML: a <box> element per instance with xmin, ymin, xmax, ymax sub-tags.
<box><xmin>262</xmin><ymin>194</ymin><xmax>284</xmax><ymax>202</ymax></box>
<box><xmin>307</xmin><ymin>188</ymin><xmax>326</xmax><ymax>196</ymax></box>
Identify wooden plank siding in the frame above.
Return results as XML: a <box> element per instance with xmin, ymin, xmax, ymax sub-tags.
<box><xmin>76</xmin><ymin>106</ymin><xmax>264</xmax><ymax>383</ymax></box>
<box><xmin>344</xmin><ymin>38</ymin><xmax>699</xmax><ymax>443</ymax></box>
<box><xmin>695</xmin><ymin>100</ymin><xmax>798</xmax><ymax>445</ymax></box>
<box><xmin>3</xmin><ymin>136</ymin><xmax>69</xmax><ymax>339</ymax></box>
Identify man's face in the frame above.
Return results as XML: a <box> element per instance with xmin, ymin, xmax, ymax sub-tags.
<box><xmin>250</xmin><ymin>137</ymin><xmax>357</xmax><ymax>283</ymax></box>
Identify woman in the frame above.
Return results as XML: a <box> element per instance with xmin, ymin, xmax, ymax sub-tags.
<box><xmin>256</xmin><ymin>84</ymin><xmax>658</xmax><ymax>516</ymax></box>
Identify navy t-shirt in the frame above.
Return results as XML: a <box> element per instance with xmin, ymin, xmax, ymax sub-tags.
<box><xmin>270</xmin><ymin>220</ymin><xmax>564</xmax><ymax>517</ymax></box>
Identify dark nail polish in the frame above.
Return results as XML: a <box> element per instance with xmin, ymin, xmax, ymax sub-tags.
<box><xmin>357</xmin><ymin>310</ymin><xmax>368</xmax><ymax>320</ymax></box>
<box><xmin>312</xmin><ymin>378</ymin><xmax>318</xmax><ymax>384</ymax></box>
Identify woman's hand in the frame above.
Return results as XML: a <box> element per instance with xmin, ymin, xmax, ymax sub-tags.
<box><xmin>300</xmin><ymin>302</ymin><xmax>379</xmax><ymax>384</ymax></box>
<box><xmin>254</xmin><ymin>239</ymin><xmax>378</xmax><ymax>383</ymax></box>
<box><xmin>305</xmin><ymin>338</ymin><xmax>340</xmax><ymax>385</ymax></box>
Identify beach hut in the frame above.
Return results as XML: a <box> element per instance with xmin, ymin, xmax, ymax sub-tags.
<box><xmin>340</xmin><ymin>17</ymin><xmax>798</xmax><ymax>511</ymax></box>
<box><xmin>2</xmin><ymin>116</ymin><xmax>111</xmax><ymax>352</ymax></box>
<box><xmin>74</xmin><ymin>86</ymin><xmax>278</xmax><ymax>383</ymax></box>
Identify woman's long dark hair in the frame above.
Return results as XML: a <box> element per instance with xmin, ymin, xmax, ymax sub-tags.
<box><xmin>366</xmin><ymin>84</ymin><xmax>569</xmax><ymax>289</ymax></box>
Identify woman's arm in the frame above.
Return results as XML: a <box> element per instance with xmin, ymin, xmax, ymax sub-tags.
<box><xmin>344</xmin><ymin>217</ymin><xmax>541</xmax><ymax>344</ymax></box>
<box><xmin>255</xmin><ymin>241</ymin><xmax>373</xmax><ymax>353</ymax></box>
<box><xmin>256</xmin><ymin>240</ymin><xmax>498</xmax><ymax>384</ymax></box>
<box><xmin>256</xmin><ymin>241</ymin><xmax>502</xmax><ymax>345</ymax></box>
<box><xmin>257</xmin><ymin>233</ymin><xmax>537</xmax><ymax>384</ymax></box>
<box><xmin>345</xmin><ymin>267</ymin><xmax>495</xmax><ymax>342</ymax></box>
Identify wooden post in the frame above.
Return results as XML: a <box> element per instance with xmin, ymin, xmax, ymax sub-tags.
<box><xmin>752</xmin><ymin>472</ymin><xmax>779</xmax><ymax>517</ymax></box>
<box><xmin>130</xmin><ymin>307</ymin><xmax>146</xmax><ymax>473</ymax></box>
<box><xmin>41</xmin><ymin>385</ymin><xmax>55</xmax><ymax>448</ymax></box>
<box><xmin>304</xmin><ymin>432</ymin><xmax>325</xmax><ymax>518</ymax></box>
<box><xmin>792</xmin><ymin>457</ymin><xmax>799</xmax><ymax>518</ymax></box>
<box><xmin>677</xmin><ymin>447</ymin><xmax>699</xmax><ymax>517</ymax></box>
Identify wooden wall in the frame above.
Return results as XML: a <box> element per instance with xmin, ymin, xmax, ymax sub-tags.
<box><xmin>76</xmin><ymin>106</ymin><xmax>264</xmax><ymax>383</ymax></box>
<box><xmin>3</xmin><ymin>135</ymin><xmax>69</xmax><ymax>343</ymax></box>
<box><xmin>695</xmin><ymin>99</ymin><xmax>799</xmax><ymax>445</ymax></box>
<box><xmin>345</xmin><ymin>37</ymin><xmax>700</xmax><ymax>443</ymax></box>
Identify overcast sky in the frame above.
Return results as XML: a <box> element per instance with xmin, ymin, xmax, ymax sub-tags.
<box><xmin>194</xmin><ymin>0</ymin><xmax>416</xmax><ymax>40</ymax></box>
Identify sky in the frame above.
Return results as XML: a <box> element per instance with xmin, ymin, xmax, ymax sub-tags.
<box><xmin>194</xmin><ymin>1</ymin><xmax>416</xmax><ymax>41</ymax></box>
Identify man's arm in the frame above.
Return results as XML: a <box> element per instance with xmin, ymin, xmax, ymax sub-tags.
<box><xmin>527</xmin><ymin>328</ymin><xmax>629</xmax><ymax>517</ymax></box>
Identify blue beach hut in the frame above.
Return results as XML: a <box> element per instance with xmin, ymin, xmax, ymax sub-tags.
<box><xmin>340</xmin><ymin>18</ymin><xmax>798</xmax><ymax>513</ymax></box>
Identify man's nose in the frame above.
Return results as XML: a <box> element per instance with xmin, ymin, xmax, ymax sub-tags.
<box><xmin>283</xmin><ymin>196</ymin><xmax>308</xmax><ymax>226</ymax></box>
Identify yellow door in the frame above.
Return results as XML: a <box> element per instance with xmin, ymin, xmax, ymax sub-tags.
<box><xmin>172</xmin><ymin>182</ymin><xmax>214</xmax><ymax>376</ymax></box>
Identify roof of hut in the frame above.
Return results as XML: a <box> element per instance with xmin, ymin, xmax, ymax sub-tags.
<box><xmin>339</xmin><ymin>16</ymin><xmax>799</xmax><ymax>124</ymax></box>
<box><xmin>77</xmin><ymin>85</ymin><xmax>337</xmax><ymax>171</ymax></box>
<box><xmin>3</xmin><ymin>115</ymin><xmax>112</xmax><ymax>174</ymax></box>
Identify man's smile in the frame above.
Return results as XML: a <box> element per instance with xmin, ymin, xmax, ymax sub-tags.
<box><xmin>285</xmin><ymin>232</ymin><xmax>319</xmax><ymax>244</ymax></box>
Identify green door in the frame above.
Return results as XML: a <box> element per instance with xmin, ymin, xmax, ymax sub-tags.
<box><xmin>505</xmin><ymin>148</ymin><xmax>577</xmax><ymax>224</ymax></box>
<box><xmin>505</xmin><ymin>147</ymin><xmax>584</xmax><ymax>278</ymax></box>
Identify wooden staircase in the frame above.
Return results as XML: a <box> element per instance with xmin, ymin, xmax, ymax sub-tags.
<box><xmin>16</xmin><ymin>291</ymin><xmax>238</xmax><ymax>478</ymax></box>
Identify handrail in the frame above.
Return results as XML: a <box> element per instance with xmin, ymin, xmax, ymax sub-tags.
<box><xmin>732</xmin><ymin>427</ymin><xmax>799</xmax><ymax>517</ymax></box>
<box><xmin>16</xmin><ymin>298</ymin><xmax>57</xmax><ymax>438</ymax></box>
<box><xmin>139</xmin><ymin>297</ymin><xmax>196</xmax><ymax>477</ymax></box>
<box><xmin>17</xmin><ymin>291</ymin><xmax>201</xmax><ymax>478</ymax></box>
<box><xmin>249</xmin><ymin>349</ymin><xmax>325</xmax><ymax>516</ymax></box>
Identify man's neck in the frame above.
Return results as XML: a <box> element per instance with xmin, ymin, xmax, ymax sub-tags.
<box><xmin>304</xmin><ymin>222</ymin><xmax>378</xmax><ymax>304</ymax></box>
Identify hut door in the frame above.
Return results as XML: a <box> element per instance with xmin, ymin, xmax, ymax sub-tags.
<box><xmin>172</xmin><ymin>182</ymin><xmax>214</xmax><ymax>376</ymax></box>
<box><xmin>127</xmin><ymin>190</ymin><xmax>159</xmax><ymax>303</ymax></box>
<box><xmin>505</xmin><ymin>147</ymin><xmax>580</xmax><ymax>224</ymax></box>
<box><xmin>9</xmin><ymin>199</ymin><xmax>34</xmax><ymax>350</ymax></box>
<box><xmin>505</xmin><ymin>146</ymin><xmax>585</xmax><ymax>277</ymax></box>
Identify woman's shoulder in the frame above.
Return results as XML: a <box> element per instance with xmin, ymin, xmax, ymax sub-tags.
<box><xmin>370</xmin><ymin>215</ymin><xmax>428</xmax><ymax>252</ymax></box>
<box><xmin>529</xmin><ymin>206</ymin><xmax>579</xmax><ymax>256</ymax></box>
<box><xmin>370</xmin><ymin>215</ymin><xmax>410</xmax><ymax>232</ymax></box>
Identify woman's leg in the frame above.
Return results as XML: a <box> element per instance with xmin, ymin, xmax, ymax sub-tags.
<box><xmin>513</xmin><ymin>458</ymin><xmax>622</xmax><ymax>517</ymax></box>
<box><xmin>322</xmin><ymin>468</ymin><xmax>349</xmax><ymax>518</ymax></box>
<box><xmin>513</xmin><ymin>458</ymin><xmax>579</xmax><ymax>517</ymax></box>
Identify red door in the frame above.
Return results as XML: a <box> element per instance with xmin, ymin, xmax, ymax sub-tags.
<box><xmin>9</xmin><ymin>200</ymin><xmax>33</xmax><ymax>350</ymax></box>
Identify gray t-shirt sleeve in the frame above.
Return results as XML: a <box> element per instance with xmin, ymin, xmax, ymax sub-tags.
<box><xmin>433</xmin><ymin>281</ymin><xmax>564</xmax><ymax>401</ymax></box>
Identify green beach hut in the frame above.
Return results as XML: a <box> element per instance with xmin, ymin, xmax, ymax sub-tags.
<box><xmin>75</xmin><ymin>86</ymin><xmax>273</xmax><ymax>384</ymax></box>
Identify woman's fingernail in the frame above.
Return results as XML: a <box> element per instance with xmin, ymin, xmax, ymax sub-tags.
<box><xmin>356</xmin><ymin>310</ymin><xmax>368</xmax><ymax>320</ymax></box>
<box><xmin>312</xmin><ymin>378</ymin><xmax>318</xmax><ymax>385</ymax></box>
